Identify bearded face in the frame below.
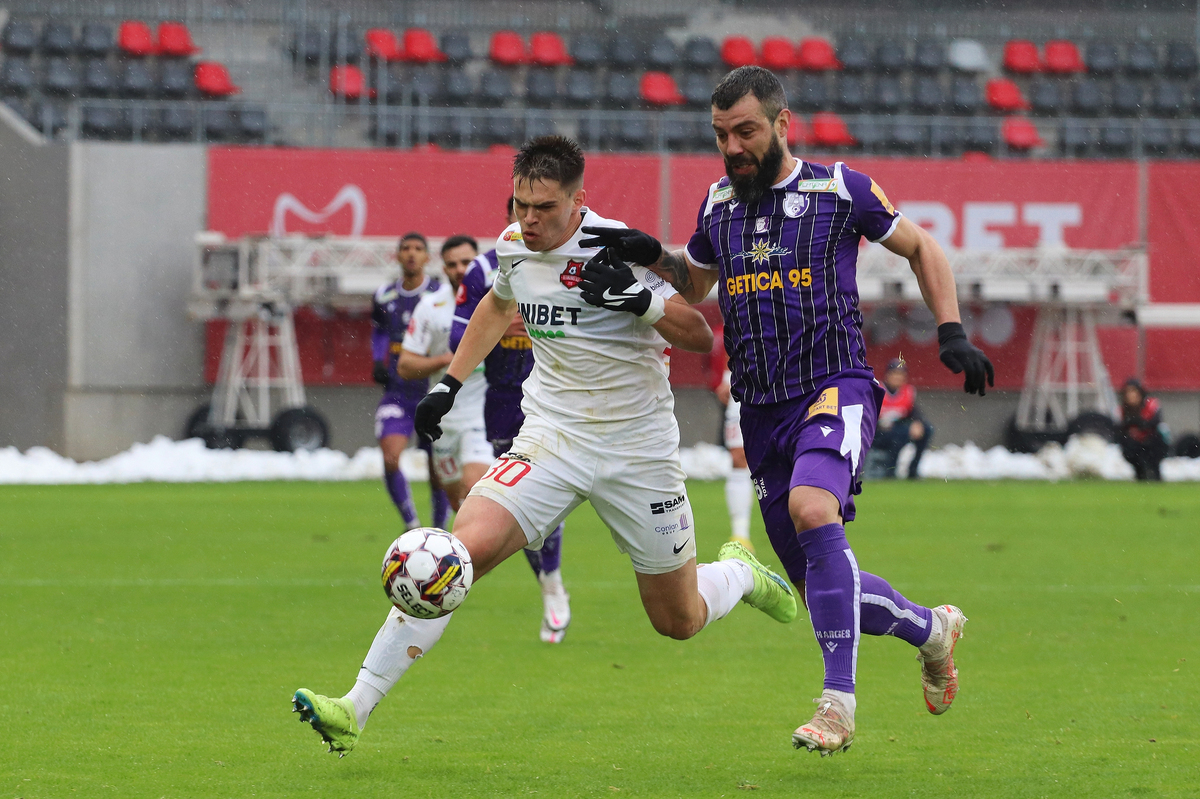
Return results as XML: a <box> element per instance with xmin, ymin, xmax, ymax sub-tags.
<box><xmin>724</xmin><ymin>131</ymin><xmax>785</xmax><ymax>206</ymax></box>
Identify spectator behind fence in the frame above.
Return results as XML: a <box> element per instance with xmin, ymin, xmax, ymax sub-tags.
<box><xmin>871</xmin><ymin>358</ymin><xmax>933</xmax><ymax>479</ymax></box>
<box><xmin>1119</xmin><ymin>378</ymin><xmax>1168</xmax><ymax>481</ymax></box>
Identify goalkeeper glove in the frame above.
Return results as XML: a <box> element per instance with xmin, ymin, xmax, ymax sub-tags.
<box><xmin>938</xmin><ymin>322</ymin><xmax>995</xmax><ymax>396</ymax></box>
<box><xmin>579</xmin><ymin>226</ymin><xmax>663</xmax><ymax>266</ymax></box>
<box><xmin>414</xmin><ymin>375</ymin><xmax>461</xmax><ymax>442</ymax></box>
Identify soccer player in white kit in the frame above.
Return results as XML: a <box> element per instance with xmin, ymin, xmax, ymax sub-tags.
<box><xmin>292</xmin><ymin>136</ymin><xmax>798</xmax><ymax>756</ymax></box>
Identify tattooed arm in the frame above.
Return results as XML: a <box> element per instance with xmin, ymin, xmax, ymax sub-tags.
<box><xmin>650</xmin><ymin>249</ymin><xmax>720</xmax><ymax>305</ymax></box>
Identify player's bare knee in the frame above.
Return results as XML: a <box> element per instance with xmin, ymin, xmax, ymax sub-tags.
<box><xmin>651</xmin><ymin>614</ymin><xmax>700</xmax><ymax>641</ymax></box>
<box><xmin>788</xmin><ymin>487</ymin><xmax>840</xmax><ymax>532</ymax></box>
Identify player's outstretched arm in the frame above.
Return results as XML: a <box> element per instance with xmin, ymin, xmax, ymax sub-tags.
<box><xmin>397</xmin><ymin>348</ymin><xmax>453</xmax><ymax>380</ymax></box>
<box><xmin>446</xmin><ymin>289</ymin><xmax>518</xmax><ymax>383</ymax></box>
<box><xmin>651</xmin><ymin>249</ymin><xmax>720</xmax><ymax>306</ymax></box>
<box><xmin>652</xmin><ymin>294</ymin><xmax>715</xmax><ymax>353</ymax></box>
<box><xmin>883</xmin><ymin>217</ymin><xmax>995</xmax><ymax>396</ymax></box>
<box><xmin>578</xmin><ymin>225</ymin><xmax>719</xmax><ymax>305</ymax></box>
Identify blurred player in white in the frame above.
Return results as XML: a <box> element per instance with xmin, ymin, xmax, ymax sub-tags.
<box><xmin>292</xmin><ymin>136</ymin><xmax>797</xmax><ymax>756</ymax></box>
<box><xmin>711</xmin><ymin>328</ymin><xmax>754</xmax><ymax>551</ymax></box>
<box><xmin>397</xmin><ymin>235</ymin><xmax>490</xmax><ymax>509</ymax></box>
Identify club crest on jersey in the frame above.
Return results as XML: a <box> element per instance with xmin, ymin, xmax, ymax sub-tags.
<box><xmin>784</xmin><ymin>192</ymin><xmax>808</xmax><ymax>218</ymax></box>
<box><xmin>559</xmin><ymin>260</ymin><xmax>585</xmax><ymax>289</ymax></box>
<box><xmin>455</xmin><ymin>283</ymin><xmax>468</xmax><ymax>305</ymax></box>
<box><xmin>503</xmin><ymin>229</ymin><xmax>523</xmax><ymax>241</ymax></box>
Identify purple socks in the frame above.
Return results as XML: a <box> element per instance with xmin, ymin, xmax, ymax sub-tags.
<box><xmin>431</xmin><ymin>487</ymin><xmax>451</xmax><ymax>529</ymax></box>
<box><xmin>383</xmin><ymin>469</ymin><xmax>418</xmax><ymax>527</ymax></box>
<box><xmin>523</xmin><ymin>523</ymin><xmax>564</xmax><ymax>575</ymax></box>
<box><xmin>859</xmin><ymin>571</ymin><xmax>932</xmax><ymax>647</ymax></box>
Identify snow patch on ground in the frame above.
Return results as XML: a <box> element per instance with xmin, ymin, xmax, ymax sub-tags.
<box><xmin>1</xmin><ymin>434</ymin><xmax>1198</xmax><ymax>485</ymax></box>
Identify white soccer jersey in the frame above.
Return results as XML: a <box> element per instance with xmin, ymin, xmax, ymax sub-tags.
<box><xmin>403</xmin><ymin>284</ymin><xmax>486</xmax><ymax>431</ymax></box>
<box><xmin>491</xmin><ymin>207</ymin><xmax>679</xmax><ymax>441</ymax></box>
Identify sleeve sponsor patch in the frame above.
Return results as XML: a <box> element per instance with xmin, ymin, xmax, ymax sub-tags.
<box><xmin>711</xmin><ymin>185</ymin><xmax>734</xmax><ymax>203</ymax></box>
<box><xmin>804</xmin><ymin>386</ymin><xmax>840</xmax><ymax>420</ymax></box>
<box><xmin>869</xmin><ymin>179</ymin><xmax>896</xmax><ymax>215</ymax></box>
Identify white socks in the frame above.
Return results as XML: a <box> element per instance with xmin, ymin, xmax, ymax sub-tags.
<box><xmin>725</xmin><ymin>468</ymin><xmax>753</xmax><ymax>542</ymax></box>
<box><xmin>346</xmin><ymin>605</ymin><xmax>454</xmax><ymax>729</ymax></box>
<box><xmin>539</xmin><ymin>568</ymin><xmax>564</xmax><ymax>594</ymax></box>
<box><xmin>920</xmin><ymin>608</ymin><xmax>945</xmax><ymax>653</ymax></box>
<box><xmin>695</xmin><ymin>560</ymin><xmax>754</xmax><ymax>628</ymax></box>
<box><xmin>824</xmin><ymin>688</ymin><xmax>857</xmax><ymax>718</ymax></box>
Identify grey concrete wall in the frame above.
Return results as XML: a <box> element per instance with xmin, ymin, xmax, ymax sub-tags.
<box><xmin>0</xmin><ymin>113</ymin><xmax>70</xmax><ymax>452</ymax></box>
<box><xmin>64</xmin><ymin>142</ymin><xmax>208</xmax><ymax>460</ymax></box>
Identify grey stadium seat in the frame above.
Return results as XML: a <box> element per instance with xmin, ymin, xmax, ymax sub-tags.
<box><xmin>1180</xmin><ymin>120</ymin><xmax>1200</xmax><ymax>155</ymax></box>
<box><xmin>442</xmin><ymin>68</ymin><xmax>472</xmax><ymax>105</ymax></box>
<box><xmin>793</xmin><ymin>75</ymin><xmax>828</xmax><ymax>111</ymax></box>
<box><xmin>80</xmin><ymin>22</ymin><xmax>115</xmax><ymax>57</ymax></box>
<box><xmin>440</xmin><ymin>32</ymin><xmax>472</xmax><ymax>65</ymax></box>
<box><xmin>951</xmin><ymin>76</ymin><xmax>984</xmax><ymax>114</ymax></box>
<box><xmin>1165</xmin><ymin>41</ymin><xmax>1198</xmax><ymax>77</ymax></box>
<box><xmin>1099</xmin><ymin>120</ymin><xmax>1133</xmax><ymax>156</ymax></box>
<box><xmin>1086</xmin><ymin>41</ymin><xmax>1119</xmax><ymax>76</ymax></box>
<box><xmin>836</xmin><ymin>75</ymin><xmax>868</xmax><ymax>112</ymax></box>
<box><xmin>570</xmin><ymin>33</ymin><xmax>606</xmax><ymax>69</ymax></box>
<box><xmin>525</xmin><ymin>68</ymin><xmax>559</xmax><ymax>108</ymax></box>
<box><xmin>604</xmin><ymin>72</ymin><xmax>639</xmax><ymax>109</ymax></box>
<box><xmin>203</xmin><ymin>107</ymin><xmax>235</xmax><ymax>141</ymax></box>
<box><xmin>647</xmin><ymin>36</ymin><xmax>678</xmax><ymax>70</ymax></box>
<box><xmin>681</xmin><ymin>72</ymin><xmax>711</xmax><ymax>107</ymax></box>
<box><xmin>1</xmin><ymin>19</ymin><xmax>37</xmax><ymax>54</ymax></box>
<box><xmin>837</xmin><ymin>39</ymin><xmax>872</xmax><ymax>73</ymax></box>
<box><xmin>876</xmin><ymin>40</ymin><xmax>909</xmax><ymax>74</ymax></box>
<box><xmin>41</xmin><ymin>22</ymin><xmax>77</xmax><ymax>55</ymax></box>
<box><xmin>44</xmin><ymin>57</ymin><xmax>80</xmax><ymax>97</ymax></box>
<box><xmin>1140</xmin><ymin>119</ymin><xmax>1174</xmax><ymax>155</ymax></box>
<box><xmin>238</xmin><ymin>106</ymin><xmax>268</xmax><ymax>142</ymax></box>
<box><xmin>873</xmin><ymin>76</ymin><xmax>905</xmax><ymax>112</ymax></box>
<box><xmin>1060</xmin><ymin>119</ymin><xmax>1093</xmax><ymax>157</ymax></box>
<box><xmin>1071</xmin><ymin>78</ymin><xmax>1106</xmax><ymax>115</ymax></box>
<box><xmin>852</xmin><ymin>117</ymin><xmax>887</xmax><ymax>152</ymax></box>
<box><xmin>159</xmin><ymin>59</ymin><xmax>193</xmax><ymax>98</ymax></box>
<box><xmin>564</xmin><ymin>69</ymin><xmax>597</xmax><ymax>107</ymax></box>
<box><xmin>914</xmin><ymin>39</ymin><xmax>946</xmax><ymax>73</ymax></box>
<box><xmin>890</xmin><ymin>120</ymin><xmax>926</xmax><ymax>153</ymax></box>
<box><xmin>1111</xmin><ymin>80</ymin><xmax>1143</xmax><ymax>116</ymax></box>
<box><xmin>1029</xmin><ymin>80</ymin><xmax>1062</xmax><ymax>115</ymax></box>
<box><xmin>682</xmin><ymin>36</ymin><xmax>721</xmax><ymax>70</ymax></box>
<box><xmin>161</xmin><ymin>106</ymin><xmax>197</xmax><ymax>140</ymax></box>
<box><xmin>964</xmin><ymin>117</ymin><xmax>998</xmax><ymax>151</ymax></box>
<box><xmin>1126</xmin><ymin>41</ymin><xmax>1158</xmax><ymax>77</ymax></box>
<box><xmin>1</xmin><ymin>57</ymin><xmax>36</xmax><ymax>95</ymax></box>
<box><xmin>120</xmin><ymin>60</ymin><xmax>155</xmax><ymax>99</ymax></box>
<box><xmin>608</xmin><ymin>34</ymin><xmax>641</xmax><ymax>70</ymax></box>
<box><xmin>1151</xmin><ymin>80</ymin><xmax>1186</xmax><ymax>117</ymax></box>
<box><xmin>912</xmin><ymin>76</ymin><xmax>946</xmax><ymax>113</ymax></box>
<box><xmin>478</xmin><ymin>69</ymin><xmax>513</xmax><ymax>106</ymax></box>
<box><xmin>83</xmin><ymin>58</ymin><xmax>116</xmax><ymax>97</ymax></box>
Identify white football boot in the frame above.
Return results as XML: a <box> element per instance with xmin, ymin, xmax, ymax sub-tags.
<box><xmin>917</xmin><ymin>604</ymin><xmax>967</xmax><ymax>715</ymax></box>
<box><xmin>539</xmin><ymin>570</ymin><xmax>571</xmax><ymax>643</ymax></box>
<box><xmin>792</xmin><ymin>692</ymin><xmax>855</xmax><ymax>756</ymax></box>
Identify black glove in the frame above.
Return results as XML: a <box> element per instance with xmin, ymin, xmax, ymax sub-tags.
<box><xmin>372</xmin><ymin>361</ymin><xmax>390</xmax><ymax>386</ymax></box>
<box><xmin>938</xmin><ymin>322</ymin><xmax>995</xmax><ymax>396</ymax></box>
<box><xmin>578</xmin><ymin>226</ymin><xmax>663</xmax><ymax>266</ymax></box>
<box><xmin>578</xmin><ymin>248</ymin><xmax>653</xmax><ymax>316</ymax></box>
<box><xmin>414</xmin><ymin>375</ymin><xmax>461</xmax><ymax>442</ymax></box>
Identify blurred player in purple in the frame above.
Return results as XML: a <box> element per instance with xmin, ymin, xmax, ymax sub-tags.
<box><xmin>371</xmin><ymin>232</ymin><xmax>451</xmax><ymax>530</ymax></box>
<box><xmin>582</xmin><ymin>66</ymin><xmax>994</xmax><ymax>755</ymax></box>
<box><xmin>450</xmin><ymin>196</ymin><xmax>571</xmax><ymax>643</ymax></box>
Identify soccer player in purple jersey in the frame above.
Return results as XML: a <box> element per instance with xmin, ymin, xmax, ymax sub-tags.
<box><xmin>581</xmin><ymin>66</ymin><xmax>994</xmax><ymax>756</ymax></box>
<box><xmin>371</xmin><ymin>232</ymin><xmax>451</xmax><ymax>530</ymax></box>
<box><xmin>450</xmin><ymin>196</ymin><xmax>571</xmax><ymax>643</ymax></box>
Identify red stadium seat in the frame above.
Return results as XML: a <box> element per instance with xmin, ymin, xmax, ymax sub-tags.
<box><xmin>721</xmin><ymin>36</ymin><xmax>758</xmax><ymax>68</ymax></box>
<box><xmin>530</xmin><ymin>31</ymin><xmax>572</xmax><ymax>66</ymax></box>
<box><xmin>1003</xmin><ymin>39</ymin><xmax>1042</xmax><ymax>73</ymax></box>
<box><xmin>401</xmin><ymin>29</ymin><xmax>444</xmax><ymax>63</ymax></box>
<box><xmin>986</xmin><ymin>77</ymin><xmax>1030</xmax><ymax>111</ymax></box>
<box><xmin>156</xmin><ymin>22</ymin><xmax>200</xmax><ymax>57</ymax></box>
<box><xmin>1043</xmin><ymin>40</ymin><xmax>1085</xmax><ymax>74</ymax></box>
<box><xmin>796</xmin><ymin>38</ymin><xmax>840</xmax><ymax>71</ymax></box>
<box><xmin>810</xmin><ymin>112</ymin><xmax>856</xmax><ymax>147</ymax></box>
<box><xmin>760</xmin><ymin>37</ymin><xmax>796</xmax><ymax>70</ymax></box>
<box><xmin>193</xmin><ymin>61</ymin><xmax>240</xmax><ymax>97</ymax></box>
<box><xmin>1002</xmin><ymin>116</ymin><xmax>1043</xmax><ymax>150</ymax></box>
<box><xmin>329</xmin><ymin>64</ymin><xmax>372</xmax><ymax>99</ymax></box>
<box><xmin>365</xmin><ymin>28</ymin><xmax>403</xmax><ymax>61</ymax></box>
<box><xmin>117</xmin><ymin>20</ymin><xmax>155</xmax><ymax>56</ymax></box>
<box><xmin>640</xmin><ymin>71</ymin><xmax>683</xmax><ymax>106</ymax></box>
<box><xmin>489</xmin><ymin>30</ymin><xmax>528</xmax><ymax>66</ymax></box>
<box><xmin>787</xmin><ymin>114</ymin><xmax>811</xmax><ymax>147</ymax></box>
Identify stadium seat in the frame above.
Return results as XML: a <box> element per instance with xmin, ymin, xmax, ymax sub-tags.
<box><xmin>964</xmin><ymin>117</ymin><xmax>998</xmax><ymax>151</ymax></box>
<box><xmin>810</xmin><ymin>112</ymin><xmax>856</xmax><ymax>147</ymax></box>
<box><xmin>912</xmin><ymin>75</ymin><xmax>946</xmax><ymax>113</ymax></box>
<box><xmin>327</xmin><ymin>28</ymin><xmax>362</xmax><ymax>64</ymax></box>
<box><xmin>32</xmin><ymin>100</ymin><xmax>67</xmax><ymax>135</ymax></box>
<box><xmin>647</xmin><ymin>36</ymin><xmax>678</xmax><ymax>70</ymax></box>
<box><xmin>239</xmin><ymin>106</ymin><xmax>268</xmax><ymax>141</ymax></box>
<box><xmin>571</xmin><ymin>33</ymin><xmax>606</xmax><ymax>69</ymax></box>
<box><xmin>876</xmin><ymin>40</ymin><xmax>909</xmax><ymax>74</ymax></box>
<box><xmin>401</xmin><ymin>29</ymin><xmax>444</xmax><ymax>63</ymax></box>
<box><xmin>1111</xmin><ymin>80</ymin><xmax>1143</xmax><ymax>116</ymax></box>
<box><xmin>44</xmin><ymin>58</ymin><xmax>80</xmax><ymax>97</ymax></box>
<box><xmin>203</xmin><ymin>107</ymin><xmax>235</xmax><ymax>141</ymax></box>
<box><xmin>0</xmin><ymin>57</ymin><xmax>34</xmax><ymax>95</ymax></box>
<box><xmin>1029</xmin><ymin>80</ymin><xmax>1062</xmax><ymax>115</ymax></box>
<box><xmin>1086</xmin><ymin>41</ymin><xmax>1119</xmax><ymax>75</ymax></box>
<box><xmin>1126</xmin><ymin>41</ymin><xmax>1158</xmax><ymax>76</ymax></box>
<box><xmin>932</xmin><ymin>120</ymin><xmax>965</xmax><ymax>154</ymax></box>
<box><xmin>852</xmin><ymin>117</ymin><xmax>887</xmax><ymax>152</ymax></box>
<box><xmin>1071</xmin><ymin>78</ymin><xmax>1106</xmax><ymax>115</ymax></box>
<box><xmin>82</xmin><ymin>58</ymin><xmax>116</xmax><ymax>96</ymax></box>
<box><xmin>41</xmin><ymin>23</ymin><xmax>77</xmax><ymax>56</ymax></box>
<box><xmin>608</xmin><ymin>34</ymin><xmax>642</xmax><ymax>69</ymax></box>
<box><xmin>681</xmin><ymin>71</ymin><xmax>712</xmax><ymax>107</ymax></box>
<box><xmin>564</xmin><ymin>69</ymin><xmax>597</xmax><ymax>107</ymax></box>
<box><xmin>82</xmin><ymin>105</ymin><xmax>129</xmax><ymax>139</ymax></box>
<box><xmin>640</xmin><ymin>71</ymin><xmax>683</xmax><ymax>107</ymax></box>
<box><xmin>787</xmin><ymin>114</ymin><xmax>810</xmax><ymax>146</ymax></box>
<box><xmin>120</xmin><ymin>59</ymin><xmax>155</xmax><ymax>98</ymax></box>
<box><xmin>158</xmin><ymin>59</ymin><xmax>193</xmax><ymax>98</ymax></box>
<box><xmin>1060</xmin><ymin>119</ymin><xmax>1094</xmax><ymax>156</ymax></box>
<box><xmin>329</xmin><ymin>65</ymin><xmax>369</xmax><ymax>100</ymax></box>
<box><xmin>761</xmin><ymin>38</ymin><xmax>797</xmax><ymax>71</ymax></box>
<box><xmin>440</xmin><ymin>32</ymin><xmax>472</xmax><ymax>64</ymax></box>
<box><xmin>1</xmin><ymin>19</ymin><xmax>37</xmax><ymax>54</ymax></box>
<box><xmin>525</xmin><ymin>68</ymin><xmax>559</xmax><ymax>107</ymax></box>
<box><xmin>118</xmin><ymin>21</ymin><xmax>156</xmax><ymax>57</ymax></box>
<box><xmin>604</xmin><ymin>71</ymin><xmax>639</xmax><ymax>109</ymax></box>
<box><xmin>1099</xmin><ymin>120</ymin><xmax>1133</xmax><ymax>155</ymax></box>
<box><xmin>1141</xmin><ymin>118</ymin><xmax>1174</xmax><ymax>155</ymax></box>
<box><xmin>793</xmin><ymin>75</ymin><xmax>828</xmax><ymax>110</ymax></box>
<box><xmin>1003</xmin><ymin>40</ymin><xmax>1041</xmax><ymax>73</ymax></box>
<box><xmin>531</xmin><ymin>32</ymin><xmax>572</xmax><ymax>67</ymax></box>
<box><xmin>478</xmin><ymin>69</ymin><xmax>514</xmax><ymax>105</ymax></box>
<box><xmin>872</xmin><ymin>75</ymin><xmax>905</xmax><ymax>111</ymax></box>
<box><xmin>837</xmin><ymin>39</ymin><xmax>872</xmax><ymax>73</ymax></box>
<box><xmin>836</xmin><ymin>75</ymin><xmax>868</xmax><ymax>112</ymax></box>
<box><xmin>485</xmin><ymin>113</ymin><xmax>520</xmax><ymax>145</ymax></box>
<box><xmin>415</xmin><ymin>110</ymin><xmax>449</xmax><ymax>144</ymax></box>
<box><xmin>578</xmin><ymin>114</ymin><xmax>605</xmax><ymax>148</ymax></box>
<box><xmin>1152</xmin><ymin>80</ymin><xmax>1186</xmax><ymax>116</ymax></box>
<box><xmin>194</xmin><ymin>62</ymin><xmax>239</xmax><ymax>97</ymax></box>
<box><xmin>366</xmin><ymin>29</ymin><xmax>403</xmax><ymax>61</ymax></box>
<box><xmin>1165</xmin><ymin>41</ymin><xmax>1198</xmax><ymax>77</ymax></box>
<box><xmin>664</xmin><ymin>117</ymin><xmax>697</xmax><ymax>150</ymax></box>
<box><xmin>1043</xmin><ymin>40</ymin><xmax>1084</xmax><ymax>74</ymax></box>
<box><xmin>525</xmin><ymin>112</ymin><xmax>557</xmax><ymax>140</ymax></box>
<box><xmin>914</xmin><ymin>39</ymin><xmax>946</xmax><ymax>73</ymax></box>
<box><xmin>1180</xmin><ymin>120</ymin><xmax>1200</xmax><ymax>154</ymax></box>
<box><xmin>797</xmin><ymin>38</ymin><xmax>840</xmax><ymax>71</ymax></box>
<box><xmin>158</xmin><ymin>22</ymin><xmax>200</xmax><ymax>57</ymax></box>
<box><xmin>986</xmin><ymin>77</ymin><xmax>1029</xmax><ymax>111</ymax></box>
<box><xmin>1002</xmin><ymin>116</ymin><xmax>1043</xmax><ymax>150</ymax></box>
<box><xmin>489</xmin><ymin>31</ymin><xmax>527</xmax><ymax>66</ymax></box>
<box><xmin>890</xmin><ymin>120</ymin><xmax>926</xmax><ymax>152</ymax></box>
<box><xmin>292</xmin><ymin>29</ymin><xmax>324</xmax><ymax>64</ymax></box>
<box><xmin>952</xmin><ymin>76</ymin><xmax>985</xmax><ymax>114</ymax></box>
<box><xmin>159</xmin><ymin>106</ymin><xmax>197</xmax><ymax>140</ymax></box>
<box><xmin>614</xmin><ymin>116</ymin><xmax>651</xmax><ymax>149</ymax></box>
<box><xmin>683</xmin><ymin>36</ymin><xmax>721</xmax><ymax>70</ymax></box>
<box><xmin>948</xmin><ymin>39</ymin><xmax>989</xmax><ymax>73</ymax></box>
<box><xmin>442</xmin><ymin>67</ymin><xmax>472</xmax><ymax>105</ymax></box>
<box><xmin>721</xmin><ymin>36</ymin><xmax>757</xmax><ymax>68</ymax></box>
<box><xmin>80</xmin><ymin>22</ymin><xmax>115</xmax><ymax>57</ymax></box>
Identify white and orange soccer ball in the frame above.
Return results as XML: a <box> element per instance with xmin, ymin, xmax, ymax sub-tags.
<box><xmin>381</xmin><ymin>529</ymin><xmax>473</xmax><ymax>618</ymax></box>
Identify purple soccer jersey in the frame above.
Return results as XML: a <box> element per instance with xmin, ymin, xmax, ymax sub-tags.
<box><xmin>686</xmin><ymin>160</ymin><xmax>900</xmax><ymax>405</ymax></box>
<box><xmin>371</xmin><ymin>275</ymin><xmax>443</xmax><ymax>404</ymax></box>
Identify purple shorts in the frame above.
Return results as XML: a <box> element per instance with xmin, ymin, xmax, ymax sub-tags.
<box><xmin>485</xmin><ymin>388</ymin><xmax>525</xmax><ymax>457</ymax></box>
<box><xmin>740</xmin><ymin>372</ymin><xmax>883</xmax><ymax>584</ymax></box>
<box><xmin>375</xmin><ymin>392</ymin><xmax>418</xmax><ymax>440</ymax></box>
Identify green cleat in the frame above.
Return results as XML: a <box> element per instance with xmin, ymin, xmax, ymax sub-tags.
<box><xmin>717</xmin><ymin>540</ymin><xmax>797</xmax><ymax>624</ymax></box>
<box><xmin>292</xmin><ymin>689</ymin><xmax>360</xmax><ymax>757</ymax></box>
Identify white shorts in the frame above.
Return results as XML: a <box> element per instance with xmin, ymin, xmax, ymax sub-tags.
<box><xmin>724</xmin><ymin>398</ymin><xmax>744</xmax><ymax>450</ymax></box>
<box><xmin>468</xmin><ymin>414</ymin><xmax>696</xmax><ymax>574</ymax></box>
<box><xmin>432</xmin><ymin>425</ymin><xmax>492</xmax><ymax>483</ymax></box>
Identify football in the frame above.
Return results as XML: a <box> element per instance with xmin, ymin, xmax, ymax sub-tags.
<box><xmin>381</xmin><ymin>528</ymin><xmax>474</xmax><ymax>618</ymax></box>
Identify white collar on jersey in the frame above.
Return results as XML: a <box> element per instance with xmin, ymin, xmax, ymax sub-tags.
<box><xmin>395</xmin><ymin>275</ymin><xmax>431</xmax><ymax>297</ymax></box>
<box><xmin>771</xmin><ymin>160</ymin><xmax>804</xmax><ymax>190</ymax></box>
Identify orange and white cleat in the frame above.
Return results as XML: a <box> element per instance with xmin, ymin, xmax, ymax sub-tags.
<box><xmin>917</xmin><ymin>604</ymin><xmax>967</xmax><ymax>715</ymax></box>
<box><xmin>792</xmin><ymin>693</ymin><xmax>855</xmax><ymax>756</ymax></box>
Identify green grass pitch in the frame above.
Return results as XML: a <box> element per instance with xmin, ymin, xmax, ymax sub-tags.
<box><xmin>2</xmin><ymin>479</ymin><xmax>1197</xmax><ymax>798</ymax></box>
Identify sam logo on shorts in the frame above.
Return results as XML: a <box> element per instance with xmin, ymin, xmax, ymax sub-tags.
<box><xmin>559</xmin><ymin>260</ymin><xmax>585</xmax><ymax>288</ymax></box>
<box><xmin>650</xmin><ymin>494</ymin><xmax>686</xmax><ymax>515</ymax></box>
